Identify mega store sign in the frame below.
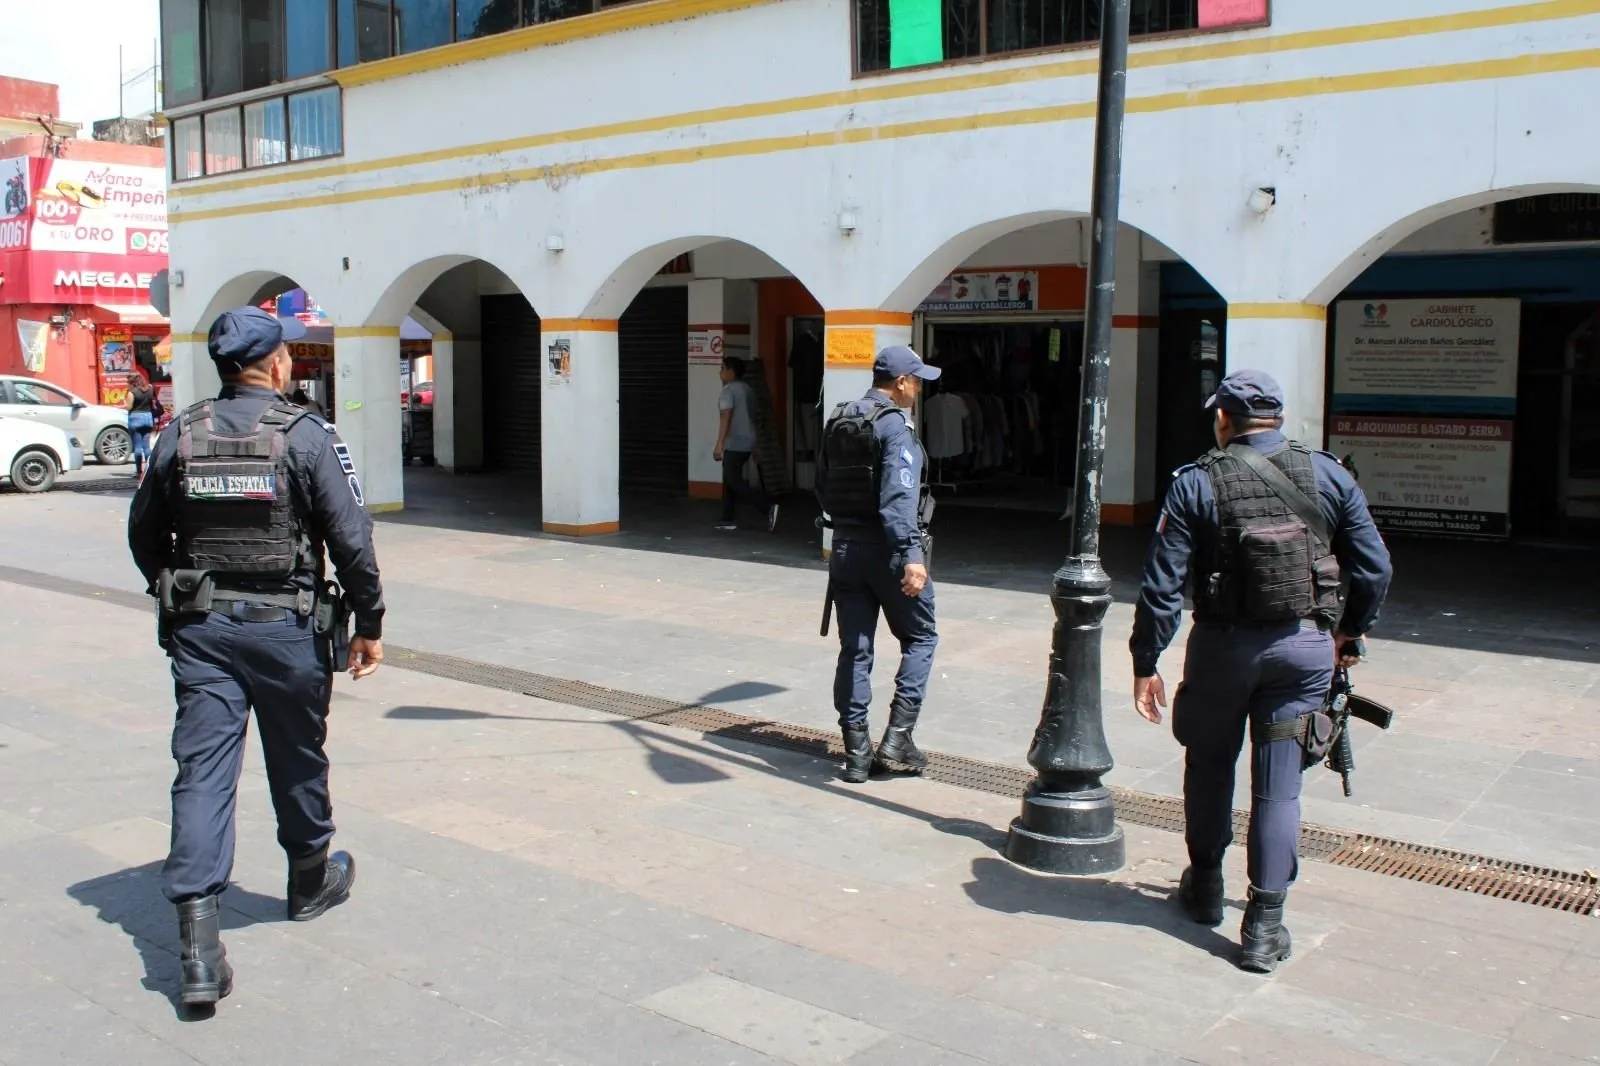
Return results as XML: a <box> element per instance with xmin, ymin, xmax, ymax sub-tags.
<box><xmin>0</xmin><ymin>154</ymin><xmax>168</xmax><ymax>302</ymax></box>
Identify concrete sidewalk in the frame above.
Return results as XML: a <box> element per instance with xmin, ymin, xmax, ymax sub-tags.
<box><xmin>1</xmin><ymin>578</ymin><xmax>1597</xmax><ymax>1066</ymax></box>
<box><xmin>17</xmin><ymin>473</ymin><xmax>1600</xmax><ymax>873</ymax></box>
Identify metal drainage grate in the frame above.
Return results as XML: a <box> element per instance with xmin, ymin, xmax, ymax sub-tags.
<box><xmin>59</xmin><ymin>479</ymin><xmax>134</xmax><ymax>495</ymax></box>
<box><xmin>1327</xmin><ymin>837</ymin><xmax>1598</xmax><ymax>914</ymax></box>
<box><xmin>3</xmin><ymin>565</ymin><xmax>1595</xmax><ymax>916</ymax></box>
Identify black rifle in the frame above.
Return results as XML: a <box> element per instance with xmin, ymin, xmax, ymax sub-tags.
<box><xmin>1324</xmin><ymin>648</ymin><xmax>1396</xmax><ymax>796</ymax></box>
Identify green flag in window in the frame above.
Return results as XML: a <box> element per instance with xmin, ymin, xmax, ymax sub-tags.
<box><xmin>890</xmin><ymin>0</ymin><xmax>943</xmax><ymax>69</ymax></box>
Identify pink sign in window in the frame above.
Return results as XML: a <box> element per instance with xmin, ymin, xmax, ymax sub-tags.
<box><xmin>1199</xmin><ymin>0</ymin><xmax>1269</xmax><ymax>28</ymax></box>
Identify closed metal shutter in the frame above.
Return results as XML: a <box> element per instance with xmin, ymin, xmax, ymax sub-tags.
<box><xmin>481</xmin><ymin>294</ymin><xmax>542</xmax><ymax>474</ymax></box>
<box><xmin>619</xmin><ymin>286</ymin><xmax>688</xmax><ymax>493</ymax></box>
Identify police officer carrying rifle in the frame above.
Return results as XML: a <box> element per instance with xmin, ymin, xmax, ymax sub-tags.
<box><xmin>128</xmin><ymin>307</ymin><xmax>387</xmax><ymax>1010</ymax></box>
<box><xmin>1129</xmin><ymin>370</ymin><xmax>1391</xmax><ymax>974</ymax></box>
<box><xmin>817</xmin><ymin>346</ymin><xmax>940</xmax><ymax>783</ymax></box>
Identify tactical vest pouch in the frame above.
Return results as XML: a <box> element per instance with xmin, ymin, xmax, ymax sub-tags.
<box><xmin>820</xmin><ymin>404</ymin><xmax>897</xmax><ymax>520</ymax></box>
<box><xmin>1234</xmin><ymin>520</ymin><xmax>1318</xmax><ymax>621</ymax></box>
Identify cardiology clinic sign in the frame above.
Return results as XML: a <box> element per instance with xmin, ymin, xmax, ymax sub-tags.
<box><xmin>1330</xmin><ymin>298</ymin><xmax>1520</xmax><ymax>538</ymax></box>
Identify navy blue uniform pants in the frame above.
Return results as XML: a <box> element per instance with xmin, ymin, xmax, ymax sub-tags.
<box><xmin>830</xmin><ymin>539</ymin><xmax>938</xmax><ymax>727</ymax></box>
<box><xmin>1173</xmin><ymin>620</ymin><xmax>1333</xmax><ymax>894</ymax></box>
<box><xmin>162</xmin><ymin>608</ymin><xmax>335</xmax><ymax>903</ymax></box>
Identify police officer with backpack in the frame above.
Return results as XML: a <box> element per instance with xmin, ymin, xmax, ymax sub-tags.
<box><xmin>1129</xmin><ymin>369</ymin><xmax>1391</xmax><ymax>975</ymax></box>
<box><xmin>817</xmin><ymin>345</ymin><xmax>941</xmax><ymax>783</ymax></box>
<box><xmin>128</xmin><ymin>307</ymin><xmax>386</xmax><ymax>1011</ymax></box>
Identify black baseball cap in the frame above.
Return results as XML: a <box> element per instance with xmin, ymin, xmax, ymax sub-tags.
<box><xmin>208</xmin><ymin>306</ymin><xmax>306</xmax><ymax>368</ymax></box>
<box><xmin>873</xmin><ymin>345</ymin><xmax>941</xmax><ymax>381</ymax></box>
<box><xmin>1206</xmin><ymin>369</ymin><xmax>1285</xmax><ymax>419</ymax></box>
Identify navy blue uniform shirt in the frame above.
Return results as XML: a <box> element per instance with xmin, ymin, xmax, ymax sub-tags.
<box><xmin>128</xmin><ymin>385</ymin><xmax>387</xmax><ymax>639</ymax></box>
<box><xmin>816</xmin><ymin>389</ymin><xmax>926</xmax><ymax>564</ymax></box>
<box><xmin>1129</xmin><ymin>430</ymin><xmax>1392</xmax><ymax>677</ymax></box>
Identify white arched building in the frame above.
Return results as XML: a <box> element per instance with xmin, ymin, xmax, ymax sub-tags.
<box><xmin>160</xmin><ymin>0</ymin><xmax>1600</xmax><ymax>540</ymax></box>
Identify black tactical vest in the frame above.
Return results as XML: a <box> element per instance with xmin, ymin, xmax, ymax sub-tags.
<box><xmin>1194</xmin><ymin>441</ymin><xmax>1342</xmax><ymax>626</ymax></box>
<box><xmin>175</xmin><ymin>399</ymin><xmax>313</xmax><ymax>579</ymax></box>
<box><xmin>820</xmin><ymin>401</ymin><xmax>899</xmax><ymax>519</ymax></box>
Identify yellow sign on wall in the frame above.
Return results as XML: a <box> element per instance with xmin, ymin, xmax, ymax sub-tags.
<box><xmin>824</xmin><ymin>327</ymin><xmax>876</xmax><ymax>368</ymax></box>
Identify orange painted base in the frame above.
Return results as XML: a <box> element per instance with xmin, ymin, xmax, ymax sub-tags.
<box><xmin>1102</xmin><ymin>501</ymin><xmax>1160</xmax><ymax>526</ymax></box>
<box><xmin>688</xmin><ymin>480</ymin><xmax>723</xmax><ymax>501</ymax></box>
<box><xmin>542</xmin><ymin>521</ymin><xmax>621</xmax><ymax>536</ymax></box>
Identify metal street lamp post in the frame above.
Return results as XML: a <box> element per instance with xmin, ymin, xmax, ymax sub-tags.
<box><xmin>1003</xmin><ymin>0</ymin><xmax>1132</xmax><ymax>876</ymax></box>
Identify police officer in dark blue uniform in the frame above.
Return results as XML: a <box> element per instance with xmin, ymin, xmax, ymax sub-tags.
<box><xmin>1129</xmin><ymin>369</ymin><xmax>1391</xmax><ymax>974</ymax></box>
<box><xmin>817</xmin><ymin>346</ymin><xmax>941</xmax><ymax>783</ymax></box>
<box><xmin>128</xmin><ymin>307</ymin><xmax>387</xmax><ymax>1010</ymax></box>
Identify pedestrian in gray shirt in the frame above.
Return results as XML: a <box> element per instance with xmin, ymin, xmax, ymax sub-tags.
<box><xmin>713</xmin><ymin>357</ymin><xmax>778</xmax><ymax>532</ymax></box>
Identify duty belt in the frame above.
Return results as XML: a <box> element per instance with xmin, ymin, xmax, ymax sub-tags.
<box><xmin>159</xmin><ymin>569</ymin><xmax>314</xmax><ymax>620</ymax></box>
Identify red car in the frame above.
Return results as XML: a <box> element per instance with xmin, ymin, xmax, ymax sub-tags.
<box><xmin>400</xmin><ymin>380</ymin><xmax>434</xmax><ymax>408</ymax></box>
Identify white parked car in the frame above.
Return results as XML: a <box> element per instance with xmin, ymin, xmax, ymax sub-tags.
<box><xmin>0</xmin><ymin>375</ymin><xmax>135</xmax><ymax>465</ymax></box>
<box><xmin>0</xmin><ymin>415</ymin><xmax>84</xmax><ymax>493</ymax></box>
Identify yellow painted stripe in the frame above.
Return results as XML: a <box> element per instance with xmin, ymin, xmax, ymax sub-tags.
<box><xmin>171</xmin><ymin>0</ymin><xmax>1600</xmax><ymax>202</ymax></box>
<box><xmin>170</xmin><ymin>48</ymin><xmax>1600</xmax><ymax>226</ymax></box>
<box><xmin>541</xmin><ymin>317</ymin><xmax>619</xmax><ymax>332</ymax></box>
<box><xmin>330</xmin><ymin>0</ymin><xmax>776</xmax><ymax>87</ymax></box>
<box><xmin>333</xmin><ymin>326</ymin><xmax>402</xmax><ymax>337</ymax></box>
<box><xmin>825</xmin><ymin>310</ymin><xmax>915</xmax><ymax>327</ymax></box>
<box><xmin>1229</xmin><ymin>303</ymin><xmax>1328</xmax><ymax>321</ymax></box>
<box><xmin>368</xmin><ymin>501</ymin><xmax>405</xmax><ymax>514</ymax></box>
<box><xmin>171</xmin><ymin>332</ymin><xmax>208</xmax><ymax>343</ymax></box>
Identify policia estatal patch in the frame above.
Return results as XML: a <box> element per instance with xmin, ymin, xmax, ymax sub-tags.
<box><xmin>185</xmin><ymin>474</ymin><xmax>277</xmax><ymax>500</ymax></box>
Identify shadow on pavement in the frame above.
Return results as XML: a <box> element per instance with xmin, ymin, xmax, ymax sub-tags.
<box><xmin>384</xmin><ymin>689</ymin><xmax>1222</xmax><ymax>950</ymax></box>
<box><xmin>67</xmin><ymin>861</ymin><xmax>284</xmax><ymax>1019</ymax></box>
<box><xmin>962</xmin><ymin>856</ymin><xmax>1237</xmax><ymax>960</ymax></box>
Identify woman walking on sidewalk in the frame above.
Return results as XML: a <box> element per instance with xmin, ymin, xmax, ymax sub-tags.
<box><xmin>125</xmin><ymin>373</ymin><xmax>158</xmax><ymax>482</ymax></box>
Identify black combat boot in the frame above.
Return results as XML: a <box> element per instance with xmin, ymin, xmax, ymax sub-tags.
<box><xmin>1177</xmin><ymin>865</ymin><xmax>1225</xmax><ymax>926</ymax></box>
<box><xmin>841</xmin><ymin>725</ymin><xmax>874</xmax><ymax>784</ymax></box>
<box><xmin>287</xmin><ymin>848</ymin><xmax>356</xmax><ymax>922</ymax></box>
<box><xmin>176</xmin><ymin>895</ymin><xmax>233</xmax><ymax>1008</ymax></box>
<box><xmin>874</xmin><ymin>699</ymin><xmax>928</xmax><ymax>773</ymax></box>
<box><xmin>1238</xmin><ymin>886</ymin><xmax>1293</xmax><ymax>974</ymax></box>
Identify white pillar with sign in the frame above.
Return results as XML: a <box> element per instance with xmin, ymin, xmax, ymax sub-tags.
<box><xmin>540</xmin><ymin>319</ymin><xmax>620</xmax><ymax>535</ymax></box>
<box><xmin>332</xmin><ymin>328</ymin><xmax>405</xmax><ymax>512</ymax></box>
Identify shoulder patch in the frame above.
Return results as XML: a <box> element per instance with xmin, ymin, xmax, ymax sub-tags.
<box><xmin>898</xmin><ymin>468</ymin><xmax>915</xmax><ymax>488</ymax></box>
<box><xmin>1157</xmin><ymin>511</ymin><xmax>1169</xmax><ymax>534</ymax></box>
<box><xmin>332</xmin><ymin>442</ymin><xmax>356</xmax><ymax>475</ymax></box>
<box><xmin>900</xmin><ymin>447</ymin><xmax>914</xmax><ymax>466</ymax></box>
<box><xmin>347</xmin><ymin>474</ymin><xmax>365</xmax><ymax>506</ymax></box>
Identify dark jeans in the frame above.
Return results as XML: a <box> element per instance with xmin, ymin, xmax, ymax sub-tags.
<box><xmin>721</xmin><ymin>450</ymin><xmax>770</xmax><ymax>521</ymax></box>
<box><xmin>162</xmin><ymin>607</ymin><xmax>335</xmax><ymax>902</ymax></box>
<box><xmin>1172</xmin><ymin>620</ymin><xmax>1333</xmax><ymax>894</ymax></box>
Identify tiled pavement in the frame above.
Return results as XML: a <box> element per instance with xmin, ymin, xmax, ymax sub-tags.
<box><xmin>2</xmin><ymin>485</ymin><xmax>1599</xmax><ymax>1064</ymax></box>
<box><xmin>14</xmin><ymin>475</ymin><xmax>1600</xmax><ymax>872</ymax></box>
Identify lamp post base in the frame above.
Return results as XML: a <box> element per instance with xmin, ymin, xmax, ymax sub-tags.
<box><xmin>1004</xmin><ymin>781</ymin><xmax>1126</xmax><ymax>875</ymax></box>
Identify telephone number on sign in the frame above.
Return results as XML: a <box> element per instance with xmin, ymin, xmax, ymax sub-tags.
<box><xmin>1373</xmin><ymin>490</ymin><xmax>1472</xmax><ymax>507</ymax></box>
<box><xmin>128</xmin><ymin>229</ymin><xmax>168</xmax><ymax>254</ymax></box>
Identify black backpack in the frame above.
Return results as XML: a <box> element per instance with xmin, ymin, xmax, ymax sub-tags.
<box><xmin>820</xmin><ymin>402</ymin><xmax>899</xmax><ymax>519</ymax></box>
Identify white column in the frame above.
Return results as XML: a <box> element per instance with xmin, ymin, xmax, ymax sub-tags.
<box><xmin>170</xmin><ymin>333</ymin><xmax>220</xmax><ymax>409</ymax></box>
<box><xmin>818</xmin><ymin>311</ymin><xmax>914</xmax><ymax>553</ymax></box>
<box><xmin>438</xmin><ymin>335</ymin><xmax>484</xmax><ymax>472</ymax></box>
<box><xmin>687</xmin><ymin>279</ymin><xmax>756</xmax><ymax>499</ymax></box>
<box><xmin>1225</xmin><ymin>304</ymin><xmax>1329</xmax><ymax>447</ymax></box>
<box><xmin>332</xmin><ymin>328</ymin><xmax>405</xmax><ymax>512</ymax></box>
<box><xmin>1103</xmin><ymin>229</ymin><xmax>1160</xmax><ymax>524</ymax></box>
<box><xmin>540</xmin><ymin>318</ymin><xmax>619</xmax><ymax>535</ymax></box>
